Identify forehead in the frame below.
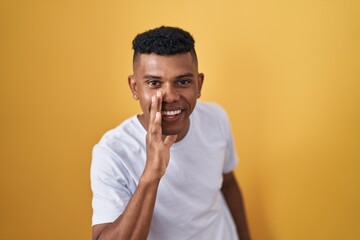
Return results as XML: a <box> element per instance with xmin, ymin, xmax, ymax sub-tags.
<box><xmin>134</xmin><ymin>53</ymin><xmax>197</xmax><ymax>76</ymax></box>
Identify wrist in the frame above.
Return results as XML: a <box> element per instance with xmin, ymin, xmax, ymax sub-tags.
<box><xmin>140</xmin><ymin>173</ymin><xmax>162</xmax><ymax>186</ymax></box>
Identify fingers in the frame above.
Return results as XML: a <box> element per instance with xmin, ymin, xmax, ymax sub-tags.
<box><xmin>164</xmin><ymin>135</ymin><xmax>178</xmax><ymax>147</ymax></box>
<box><xmin>156</xmin><ymin>90</ymin><xmax>162</xmax><ymax>114</ymax></box>
<box><xmin>149</xmin><ymin>95</ymin><xmax>157</xmax><ymax>125</ymax></box>
<box><xmin>149</xmin><ymin>91</ymin><xmax>162</xmax><ymax>120</ymax></box>
<box><xmin>148</xmin><ymin>91</ymin><xmax>177</xmax><ymax>146</ymax></box>
<box><xmin>149</xmin><ymin>91</ymin><xmax>161</xmax><ymax>121</ymax></box>
<box><xmin>148</xmin><ymin>91</ymin><xmax>163</xmax><ymax>140</ymax></box>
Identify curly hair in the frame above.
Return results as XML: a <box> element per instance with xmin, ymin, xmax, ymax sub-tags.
<box><xmin>132</xmin><ymin>26</ymin><xmax>198</xmax><ymax>65</ymax></box>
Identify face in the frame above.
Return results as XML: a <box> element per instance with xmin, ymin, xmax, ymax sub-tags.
<box><xmin>128</xmin><ymin>52</ymin><xmax>204</xmax><ymax>142</ymax></box>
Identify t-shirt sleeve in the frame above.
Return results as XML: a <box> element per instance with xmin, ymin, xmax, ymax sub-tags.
<box><xmin>90</xmin><ymin>146</ymin><xmax>133</xmax><ymax>226</ymax></box>
<box><xmin>220</xmin><ymin>107</ymin><xmax>239</xmax><ymax>173</ymax></box>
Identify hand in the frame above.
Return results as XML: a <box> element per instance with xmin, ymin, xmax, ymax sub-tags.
<box><xmin>142</xmin><ymin>91</ymin><xmax>177</xmax><ymax>182</ymax></box>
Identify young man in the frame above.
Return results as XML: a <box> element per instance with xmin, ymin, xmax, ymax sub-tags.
<box><xmin>91</xmin><ymin>26</ymin><xmax>251</xmax><ymax>240</ymax></box>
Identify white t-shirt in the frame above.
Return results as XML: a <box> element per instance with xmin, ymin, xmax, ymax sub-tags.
<box><xmin>91</xmin><ymin>101</ymin><xmax>239</xmax><ymax>240</ymax></box>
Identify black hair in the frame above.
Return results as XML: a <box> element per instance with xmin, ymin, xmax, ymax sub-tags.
<box><xmin>132</xmin><ymin>26</ymin><xmax>197</xmax><ymax>65</ymax></box>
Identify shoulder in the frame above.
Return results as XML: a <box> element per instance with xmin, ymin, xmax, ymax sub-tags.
<box><xmin>190</xmin><ymin>101</ymin><xmax>231</xmax><ymax>140</ymax></box>
<box><xmin>194</xmin><ymin>101</ymin><xmax>228</xmax><ymax>117</ymax></box>
<box><xmin>92</xmin><ymin>116</ymin><xmax>145</xmax><ymax>167</ymax></box>
<box><xmin>91</xmin><ymin>115</ymin><xmax>146</xmax><ymax>183</ymax></box>
<box><xmin>193</xmin><ymin>101</ymin><xmax>229</xmax><ymax>125</ymax></box>
<box><xmin>95</xmin><ymin>116</ymin><xmax>144</xmax><ymax>150</ymax></box>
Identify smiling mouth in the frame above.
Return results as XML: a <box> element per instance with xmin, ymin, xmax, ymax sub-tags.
<box><xmin>161</xmin><ymin>110</ymin><xmax>182</xmax><ymax>116</ymax></box>
<box><xmin>161</xmin><ymin>109</ymin><xmax>183</xmax><ymax>121</ymax></box>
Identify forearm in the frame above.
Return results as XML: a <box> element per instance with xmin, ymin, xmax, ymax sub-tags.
<box><xmin>97</xmin><ymin>176</ymin><xmax>160</xmax><ymax>240</ymax></box>
<box><xmin>222</xmin><ymin>173</ymin><xmax>251</xmax><ymax>240</ymax></box>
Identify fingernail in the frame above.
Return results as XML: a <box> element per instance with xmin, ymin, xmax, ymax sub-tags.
<box><xmin>152</xmin><ymin>95</ymin><xmax>155</xmax><ymax>103</ymax></box>
<box><xmin>157</xmin><ymin>91</ymin><xmax>161</xmax><ymax>97</ymax></box>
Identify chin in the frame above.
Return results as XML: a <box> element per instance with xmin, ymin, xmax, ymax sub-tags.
<box><xmin>161</xmin><ymin>119</ymin><xmax>189</xmax><ymax>137</ymax></box>
<box><xmin>161</xmin><ymin>128</ymin><xmax>181</xmax><ymax>136</ymax></box>
<box><xmin>161</xmin><ymin>124</ymin><xmax>184</xmax><ymax>135</ymax></box>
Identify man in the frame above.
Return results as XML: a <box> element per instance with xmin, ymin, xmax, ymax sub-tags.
<box><xmin>91</xmin><ymin>26</ymin><xmax>251</xmax><ymax>240</ymax></box>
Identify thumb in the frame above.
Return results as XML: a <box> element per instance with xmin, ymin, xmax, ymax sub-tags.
<box><xmin>164</xmin><ymin>135</ymin><xmax>177</xmax><ymax>147</ymax></box>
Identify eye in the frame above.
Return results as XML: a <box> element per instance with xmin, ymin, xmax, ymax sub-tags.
<box><xmin>147</xmin><ymin>80</ymin><xmax>161</xmax><ymax>88</ymax></box>
<box><xmin>176</xmin><ymin>79</ymin><xmax>191</xmax><ymax>86</ymax></box>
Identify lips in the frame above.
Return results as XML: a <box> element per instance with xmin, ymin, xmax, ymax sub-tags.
<box><xmin>161</xmin><ymin>109</ymin><xmax>184</xmax><ymax>122</ymax></box>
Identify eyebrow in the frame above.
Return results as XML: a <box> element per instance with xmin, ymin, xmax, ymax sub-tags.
<box><xmin>176</xmin><ymin>73</ymin><xmax>194</xmax><ymax>79</ymax></box>
<box><xmin>143</xmin><ymin>75</ymin><xmax>161</xmax><ymax>79</ymax></box>
<box><xmin>142</xmin><ymin>73</ymin><xmax>194</xmax><ymax>80</ymax></box>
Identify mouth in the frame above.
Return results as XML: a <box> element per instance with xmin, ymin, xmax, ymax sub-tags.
<box><xmin>161</xmin><ymin>109</ymin><xmax>183</xmax><ymax>121</ymax></box>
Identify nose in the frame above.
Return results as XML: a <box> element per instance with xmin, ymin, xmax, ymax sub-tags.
<box><xmin>162</xmin><ymin>84</ymin><xmax>180</xmax><ymax>103</ymax></box>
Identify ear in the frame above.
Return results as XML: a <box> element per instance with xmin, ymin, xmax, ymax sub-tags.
<box><xmin>128</xmin><ymin>75</ymin><xmax>139</xmax><ymax>100</ymax></box>
<box><xmin>197</xmin><ymin>73</ymin><xmax>204</xmax><ymax>98</ymax></box>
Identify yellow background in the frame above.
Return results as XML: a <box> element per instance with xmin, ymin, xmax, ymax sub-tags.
<box><xmin>1</xmin><ymin>0</ymin><xmax>359</xmax><ymax>239</ymax></box>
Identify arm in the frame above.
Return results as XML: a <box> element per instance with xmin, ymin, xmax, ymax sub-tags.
<box><xmin>221</xmin><ymin>171</ymin><xmax>252</xmax><ymax>240</ymax></box>
<box><xmin>92</xmin><ymin>91</ymin><xmax>177</xmax><ymax>240</ymax></box>
<box><xmin>92</xmin><ymin>177</ymin><xmax>161</xmax><ymax>240</ymax></box>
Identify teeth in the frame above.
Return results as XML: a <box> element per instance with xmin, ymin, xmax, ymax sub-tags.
<box><xmin>161</xmin><ymin>110</ymin><xmax>182</xmax><ymax>116</ymax></box>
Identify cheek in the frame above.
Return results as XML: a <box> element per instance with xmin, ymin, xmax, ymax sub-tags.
<box><xmin>139</xmin><ymin>91</ymin><xmax>154</xmax><ymax>112</ymax></box>
<box><xmin>185</xmin><ymin>90</ymin><xmax>198</xmax><ymax>102</ymax></box>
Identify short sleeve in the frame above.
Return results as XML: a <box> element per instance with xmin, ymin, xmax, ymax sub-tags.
<box><xmin>90</xmin><ymin>146</ymin><xmax>134</xmax><ymax>226</ymax></box>
<box><xmin>221</xmin><ymin>110</ymin><xmax>239</xmax><ymax>173</ymax></box>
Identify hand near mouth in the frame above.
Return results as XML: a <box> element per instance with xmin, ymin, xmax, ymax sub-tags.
<box><xmin>142</xmin><ymin>91</ymin><xmax>178</xmax><ymax>182</ymax></box>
